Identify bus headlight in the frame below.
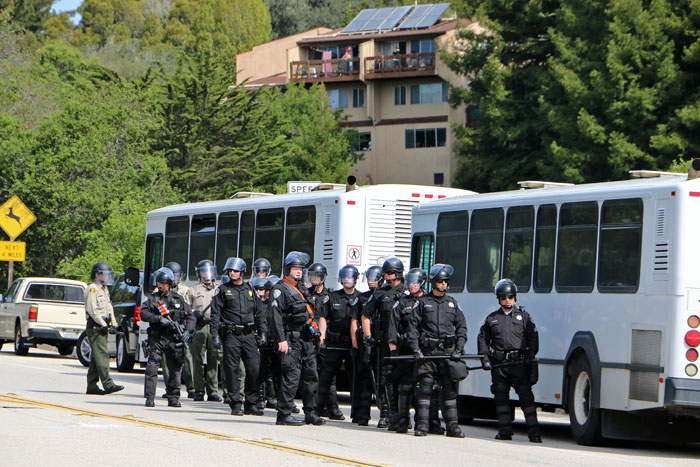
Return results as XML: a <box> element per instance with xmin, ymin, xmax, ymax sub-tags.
<box><xmin>685</xmin><ymin>330</ymin><xmax>700</xmax><ymax>347</ymax></box>
<box><xmin>685</xmin><ymin>364</ymin><xmax>698</xmax><ymax>377</ymax></box>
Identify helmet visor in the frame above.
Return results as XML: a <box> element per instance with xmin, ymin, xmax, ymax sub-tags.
<box><xmin>198</xmin><ymin>264</ymin><xmax>216</xmax><ymax>281</ymax></box>
<box><xmin>98</xmin><ymin>270</ymin><xmax>114</xmax><ymax>286</ymax></box>
<box><xmin>308</xmin><ymin>269</ymin><xmax>326</xmax><ymax>285</ymax></box>
<box><xmin>225</xmin><ymin>257</ymin><xmax>246</xmax><ymax>273</ymax></box>
<box><xmin>339</xmin><ymin>268</ymin><xmax>358</xmax><ymax>287</ymax></box>
<box><xmin>365</xmin><ymin>267</ymin><xmax>382</xmax><ymax>283</ymax></box>
<box><xmin>405</xmin><ymin>271</ymin><xmax>424</xmax><ymax>288</ymax></box>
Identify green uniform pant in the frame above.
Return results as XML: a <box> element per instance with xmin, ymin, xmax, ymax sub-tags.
<box><xmin>191</xmin><ymin>323</ymin><xmax>222</xmax><ymax>396</ymax></box>
<box><xmin>86</xmin><ymin>326</ymin><xmax>115</xmax><ymax>391</ymax></box>
<box><xmin>162</xmin><ymin>346</ymin><xmax>194</xmax><ymax>393</ymax></box>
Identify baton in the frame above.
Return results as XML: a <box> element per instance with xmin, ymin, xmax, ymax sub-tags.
<box><xmin>320</xmin><ymin>346</ymin><xmax>353</xmax><ymax>351</ymax></box>
<box><xmin>383</xmin><ymin>353</ymin><xmax>484</xmax><ymax>361</ymax></box>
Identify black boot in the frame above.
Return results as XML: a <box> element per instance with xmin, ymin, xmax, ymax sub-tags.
<box><xmin>304</xmin><ymin>412</ymin><xmax>326</xmax><ymax>425</ymax></box>
<box><xmin>443</xmin><ymin>399</ymin><xmax>464</xmax><ymax>438</ymax></box>
<box><xmin>276</xmin><ymin>413</ymin><xmax>304</xmax><ymax>426</ymax></box>
<box><xmin>413</xmin><ymin>398</ymin><xmax>429</xmax><ymax>436</ymax></box>
<box><xmin>395</xmin><ymin>385</ymin><xmax>413</xmax><ymax>434</ymax></box>
<box><xmin>428</xmin><ymin>388</ymin><xmax>445</xmax><ymax>434</ymax></box>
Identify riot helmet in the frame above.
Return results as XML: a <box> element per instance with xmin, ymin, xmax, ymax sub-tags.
<box><xmin>382</xmin><ymin>257</ymin><xmax>404</xmax><ymax>281</ymax></box>
<box><xmin>265</xmin><ymin>275</ymin><xmax>280</xmax><ymax>290</ymax></box>
<box><xmin>338</xmin><ymin>265</ymin><xmax>359</xmax><ymax>288</ymax></box>
<box><xmin>406</xmin><ymin>267</ymin><xmax>427</xmax><ymax>293</ymax></box>
<box><xmin>308</xmin><ymin>262</ymin><xmax>327</xmax><ymax>286</ymax></box>
<box><xmin>250</xmin><ymin>276</ymin><xmax>267</xmax><ymax>290</ymax></box>
<box><xmin>223</xmin><ymin>257</ymin><xmax>246</xmax><ymax>273</ymax></box>
<box><xmin>283</xmin><ymin>251</ymin><xmax>310</xmax><ymax>276</ymax></box>
<box><xmin>252</xmin><ymin>258</ymin><xmax>271</xmax><ymax>278</ymax></box>
<box><xmin>91</xmin><ymin>262</ymin><xmax>114</xmax><ymax>286</ymax></box>
<box><xmin>365</xmin><ymin>265</ymin><xmax>383</xmax><ymax>285</ymax></box>
<box><xmin>495</xmin><ymin>278</ymin><xmax>517</xmax><ymax>308</ymax></box>
<box><xmin>154</xmin><ymin>267</ymin><xmax>175</xmax><ymax>285</ymax></box>
<box><xmin>164</xmin><ymin>262</ymin><xmax>184</xmax><ymax>285</ymax></box>
<box><xmin>429</xmin><ymin>263</ymin><xmax>454</xmax><ymax>293</ymax></box>
<box><xmin>196</xmin><ymin>259</ymin><xmax>216</xmax><ymax>282</ymax></box>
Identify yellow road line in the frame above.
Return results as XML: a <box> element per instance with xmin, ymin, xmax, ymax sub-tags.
<box><xmin>0</xmin><ymin>394</ymin><xmax>383</xmax><ymax>467</ymax></box>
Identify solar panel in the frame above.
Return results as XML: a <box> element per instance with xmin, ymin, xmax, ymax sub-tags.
<box><xmin>378</xmin><ymin>5</ymin><xmax>413</xmax><ymax>30</ymax></box>
<box><xmin>397</xmin><ymin>4</ymin><xmax>433</xmax><ymax>30</ymax></box>
<box><xmin>361</xmin><ymin>7</ymin><xmax>394</xmax><ymax>31</ymax></box>
<box><xmin>342</xmin><ymin>9</ymin><xmax>377</xmax><ymax>33</ymax></box>
<box><xmin>415</xmin><ymin>3</ymin><xmax>451</xmax><ymax>29</ymax></box>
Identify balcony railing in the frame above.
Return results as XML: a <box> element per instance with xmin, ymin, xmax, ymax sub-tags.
<box><xmin>290</xmin><ymin>58</ymin><xmax>360</xmax><ymax>82</ymax></box>
<box><xmin>364</xmin><ymin>53</ymin><xmax>436</xmax><ymax>79</ymax></box>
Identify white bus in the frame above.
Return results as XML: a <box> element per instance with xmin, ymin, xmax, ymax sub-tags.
<box><xmin>133</xmin><ymin>182</ymin><xmax>472</xmax><ymax>363</ymax></box>
<box><xmin>410</xmin><ymin>170</ymin><xmax>700</xmax><ymax>444</ymax></box>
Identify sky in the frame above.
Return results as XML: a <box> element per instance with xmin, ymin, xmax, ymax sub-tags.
<box><xmin>51</xmin><ymin>0</ymin><xmax>83</xmax><ymax>24</ymax></box>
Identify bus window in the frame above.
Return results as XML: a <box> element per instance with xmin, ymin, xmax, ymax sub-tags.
<box><xmin>598</xmin><ymin>198</ymin><xmax>643</xmax><ymax>293</ymax></box>
<box><xmin>189</xmin><ymin>214</ymin><xmax>216</xmax><ymax>280</ymax></box>
<box><xmin>164</xmin><ymin>216</ymin><xmax>189</xmax><ymax>276</ymax></box>
<box><xmin>216</xmin><ymin>211</ymin><xmax>239</xmax><ymax>275</ymax></box>
<box><xmin>503</xmin><ymin>206</ymin><xmax>534</xmax><ymax>292</ymax></box>
<box><xmin>285</xmin><ymin>206</ymin><xmax>316</xmax><ymax>271</ymax></box>
<box><xmin>411</xmin><ymin>233</ymin><xmax>434</xmax><ymax>271</ymax></box>
<box><xmin>240</xmin><ymin>210</ymin><xmax>255</xmax><ymax>269</ymax></box>
<box><xmin>533</xmin><ymin>205</ymin><xmax>556</xmax><ymax>293</ymax></box>
<box><xmin>467</xmin><ymin>208</ymin><xmax>503</xmax><ymax>292</ymax></box>
<box><xmin>556</xmin><ymin>202</ymin><xmax>598</xmax><ymax>293</ymax></box>
<box><xmin>255</xmin><ymin>208</ymin><xmax>284</xmax><ymax>276</ymax></box>
<box><xmin>436</xmin><ymin>211</ymin><xmax>468</xmax><ymax>292</ymax></box>
<box><xmin>144</xmin><ymin>234</ymin><xmax>163</xmax><ymax>290</ymax></box>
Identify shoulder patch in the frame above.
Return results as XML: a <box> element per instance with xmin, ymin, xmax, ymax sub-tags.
<box><xmin>89</xmin><ymin>287</ymin><xmax>97</xmax><ymax>294</ymax></box>
<box><xmin>273</xmin><ymin>289</ymin><xmax>281</xmax><ymax>299</ymax></box>
<box><xmin>349</xmin><ymin>297</ymin><xmax>358</xmax><ymax>306</ymax></box>
<box><xmin>448</xmin><ymin>301</ymin><xmax>455</xmax><ymax>308</ymax></box>
<box><xmin>516</xmin><ymin>314</ymin><xmax>523</xmax><ymax>320</ymax></box>
<box><xmin>323</xmin><ymin>295</ymin><xmax>329</xmax><ymax>304</ymax></box>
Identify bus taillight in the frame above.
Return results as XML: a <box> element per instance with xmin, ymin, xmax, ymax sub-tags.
<box><xmin>689</xmin><ymin>315</ymin><xmax>700</xmax><ymax>328</ymax></box>
<box><xmin>685</xmin><ymin>330</ymin><xmax>700</xmax><ymax>347</ymax></box>
<box><xmin>686</xmin><ymin>364</ymin><xmax>698</xmax><ymax>377</ymax></box>
<box><xmin>687</xmin><ymin>348</ymin><xmax>699</xmax><ymax>362</ymax></box>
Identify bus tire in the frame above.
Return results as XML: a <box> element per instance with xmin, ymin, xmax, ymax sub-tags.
<box><xmin>568</xmin><ymin>356</ymin><xmax>603</xmax><ymax>445</ymax></box>
<box><xmin>116</xmin><ymin>335</ymin><xmax>135</xmax><ymax>372</ymax></box>
<box><xmin>77</xmin><ymin>331</ymin><xmax>91</xmax><ymax>367</ymax></box>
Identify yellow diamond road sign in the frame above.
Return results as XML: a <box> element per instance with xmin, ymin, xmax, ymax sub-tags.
<box><xmin>0</xmin><ymin>241</ymin><xmax>25</xmax><ymax>261</ymax></box>
<box><xmin>0</xmin><ymin>196</ymin><xmax>36</xmax><ymax>240</ymax></box>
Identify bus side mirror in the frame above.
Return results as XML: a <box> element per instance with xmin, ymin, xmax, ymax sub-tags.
<box><xmin>124</xmin><ymin>267</ymin><xmax>141</xmax><ymax>287</ymax></box>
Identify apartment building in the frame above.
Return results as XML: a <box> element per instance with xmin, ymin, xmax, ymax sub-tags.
<box><xmin>236</xmin><ymin>4</ymin><xmax>477</xmax><ymax>187</ymax></box>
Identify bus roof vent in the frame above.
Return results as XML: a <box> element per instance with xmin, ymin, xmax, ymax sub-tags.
<box><xmin>517</xmin><ymin>181</ymin><xmax>574</xmax><ymax>189</ymax></box>
<box><xmin>312</xmin><ymin>183</ymin><xmax>346</xmax><ymax>191</ymax></box>
<box><xmin>629</xmin><ymin>170</ymin><xmax>684</xmax><ymax>178</ymax></box>
<box><xmin>229</xmin><ymin>191</ymin><xmax>274</xmax><ymax>199</ymax></box>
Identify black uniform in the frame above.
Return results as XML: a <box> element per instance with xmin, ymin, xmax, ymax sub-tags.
<box><xmin>310</xmin><ymin>286</ymin><xmax>340</xmax><ymax>416</ymax></box>
<box><xmin>477</xmin><ymin>306</ymin><xmax>540</xmax><ymax>438</ymax></box>
<box><xmin>258</xmin><ymin>297</ymin><xmax>281</xmax><ymax>409</ymax></box>
<box><xmin>141</xmin><ymin>290</ymin><xmax>196</xmax><ymax>403</ymax></box>
<box><xmin>210</xmin><ymin>280</ymin><xmax>267</xmax><ymax>411</ymax></box>
<box><xmin>407</xmin><ymin>291</ymin><xmax>467</xmax><ymax>435</ymax></box>
<box><xmin>362</xmin><ymin>282</ymin><xmax>404</xmax><ymax>426</ymax></box>
<box><xmin>318</xmin><ymin>289</ymin><xmax>360</xmax><ymax>417</ymax></box>
<box><xmin>270</xmin><ymin>278</ymin><xmax>320</xmax><ymax>418</ymax></box>
<box><xmin>351</xmin><ymin>289</ymin><xmax>374</xmax><ymax>424</ymax></box>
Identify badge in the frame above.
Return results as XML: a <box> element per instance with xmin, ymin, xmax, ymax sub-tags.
<box><xmin>392</xmin><ymin>302</ymin><xmax>399</xmax><ymax>309</ymax></box>
<box><xmin>174</xmin><ymin>303</ymin><xmax>181</xmax><ymax>309</ymax></box>
<box><xmin>273</xmin><ymin>289</ymin><xmax>281</xmax><ymax>299</ymax></box>
<box><xmin>448</xmin><ymin>302</ymin><xmax>455</xmax><ymax>308</ymax></box>
<box><xmin>349</xmin><ymin>297</ymin><xmax>358</xmax><ymax>306</ymax></box>
<box><xmin>248</xmin><ymin>290</ymin><xmax>253</xmax><ymax>297</ymax></box>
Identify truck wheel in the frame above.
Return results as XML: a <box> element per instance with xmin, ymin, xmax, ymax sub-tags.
<box><xmin>77</xmin><ymin>331</ymin><xmax>91</xmax><ymax>367</ymax></box>
<box><xmin>568</xmin><ymin>356</ymin><xmax>603</xmax><ymax>445</ymax></box>
<box><xmin>0</xmin><ymin>341</ymin><xmax>3</xmax><ymax>351</ymax></box>
<box><xmin>116</xmin><ymin>335</ymin><xmax>135</xmax><ymax>372</ymax></box>
<box><xmin>14</xmin><ymin>324</ymin><xmax>29</xmax><ymax>356</ymax></box>
<box><xmin>58</xmin><ymin>343</ymin><xmax>74</xmax><ymax>356</ymax></box>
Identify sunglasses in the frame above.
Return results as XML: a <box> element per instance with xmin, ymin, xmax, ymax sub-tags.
<box><xmin>498</xmin><ymin>294</ymin><xmax>515</xmax><ymax>300</ymax></box>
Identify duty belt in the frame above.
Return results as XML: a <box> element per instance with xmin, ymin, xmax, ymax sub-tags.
<box><xmin>419</xmin><ymin>335</ymin><xmax>456</xmax><ymax>350</ymax></box>
<box><xmin>490</xmin><ymin>349</ymin><xmax>526</xmax><ymax>362</ymax></box>
<box><xmin>223</xmin><ymin>322</ymin><xmax>254</xmax><ymax>335</ymax></box>
<box><xmin>286</xmin><ymin>330</ymin><xmax>314</xmax><ymax>341</ymax></box>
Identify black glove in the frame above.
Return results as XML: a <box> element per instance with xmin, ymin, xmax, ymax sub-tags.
<box><xmin>99</xmin><ymin>325</ymin><xmax>109</xmax><ymax>335</ymax></box>
<box><xmin>159</xmin><ymin>316</ymin><xmax>171</xmax><ymax>328</ymax></box>
<box><xmin>212</xmin><ymin>334</ymin><xmax>222</xmax><ymax>349</ymax></box>
<box><xmin>193</xmin><ymin>310</ymin><xmax>204</xmax><ymax>321</ymax></box>
<box><xmin>413</xmin><ymin>349</ymin><xmax>425</xmax><ymax>362</ymax></box>
<box><xmin>182</xmin><ymin>331</ymin><xmax>193</xmax><ymax>345</ymax></box>
<box><xmin>258</xmin><ymin>332</ymin><xmax>268</xmax><ymax>347</ymax></box>
<box><xmin>450</xmin><ymin>350</ymin><xmax>462</xmax><ymax>362</ymax></box>
<box><xmin>481</xmin><ymin>357</ymin><xmax>492</xmax><ymax>371</ymax></box>
<box><xmin>363</xmin><ymin>334</ymin><xmax>377</xmax><ymax>347</ymax></box>
<box><xmin>108</xmin><ymin>326</ymin><xmax>118</xmax><ymax>335</ymax></box>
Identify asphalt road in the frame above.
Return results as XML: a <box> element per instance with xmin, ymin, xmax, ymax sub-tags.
<box><xmin>1</xmin><ymin>346</ymin><xmax>698</xmax><ymax>466</ymax></box>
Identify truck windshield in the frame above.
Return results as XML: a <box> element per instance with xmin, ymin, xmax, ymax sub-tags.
<box><xmin>24</xmin><ymin>284</ymin><xmax>85</xmax><ymax>304</ymax></box>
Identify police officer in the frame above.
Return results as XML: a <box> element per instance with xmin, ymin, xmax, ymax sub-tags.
<box><xmin>361</xmin><ymin>257</ymin><xmax>405</xmax><ymax>428</ymax></box>
<box><xmin>270</xmin><ymin>251</ymin><xmax>325</xmax><ymax>426</ymax></box>
<box><xmin>85</xmin><ymin>263</ymin><xmax>124</xmax><ymax>395</ymax></box>
<box><xmin>210</xmin><ymin>257</ymin><xmax>267</xmax><ymax>416</ymax></box>
<box><xmin>160</xmin><ymin>261</ymin><xmax>195</xmax><ymax>399</ymax></box>
<box><xmin>407</xmin><ymin>264</ymin><xmax>467</xmax><ymax>438</ymax></box>
<box><xmin>318</xmin><ymin>265</ymin><xmax>361</xmax><ymax>421</ymax></box>
<box><xmin>252</xmin><ymin>275</ymin><xmax>282</xmax><ymax>410</ymax></box>
<box><xmin>477</xmin><ymin>278</ymin><xmax>541</xmax><ymax>443</ymax></box>
<box><xmin>141</xmin><ymin>267</ymin><xmax>195</xmax><ymax>407</ymax></box>
<box><xmin>190</xmin><ymin>260</ymin><xmax>223</xmax><ymax>402</ymax></box>
<box><xmin>252</xmin><ymin>258</ymin><xmax>271</xmax><ymax>278</ymax></box>
<box><xmin>350</xmin><ymin>265</ymin><xmax>382</xmax><ymax>425</ymax></box>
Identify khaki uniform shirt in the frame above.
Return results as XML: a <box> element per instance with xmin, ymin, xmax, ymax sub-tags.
<box><xmin>85</xmin><ymin>281</ymin><xmax>116</xmax><ymax>327</ymax></box>
<box><xmin>191</xmin><ymin>282</ymin><xmax>218</xmax><ymax>319</ymax></box>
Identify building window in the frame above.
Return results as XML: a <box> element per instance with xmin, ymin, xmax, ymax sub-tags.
<box><xmin>352</xmin><ymin>88</ymin><xmax>365</xmax><ymax>108</ymax></box>
<box><xmin>434</xmin><ymin>173</ymin><xmax>444</xmax><ymax>185</ymax></box>
<box><xmin>328</xmin><ymin>89</ymin><xmax>348</xmax><ymax>109</ymax></box>
<box><xmin>394</xmin><ymin>86</ymin><xmax>406</xmax><ymax>105</ymax></box>
<box><xmin>410</xmin><ymin>83</ymin><xmax>448</xmax><ymax>104</ymax></box>
<box><xmin>350</xmin><ymin>132</ymin><xmax>372</xmax><ymax>151</ymax></box>
<box><xmin>405</xmin><ymin>128</ymin><xmax>447</xmax><ymax>148</ymax></box>
<box><xmin>410</xmin><ymin>39</ymin><xmax>435</xmax><ymax>54</ymax></box>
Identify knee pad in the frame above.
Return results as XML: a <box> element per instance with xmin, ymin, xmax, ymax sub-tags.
<box><xmin>398</xmin><ymin>384</ymin><xmax>414</xmax><ymax>396</ymax></box>
<box><xmin>418</xmin><ymin>377</ymin><xmax>434</xmax><ymax>398</ymax></box>
<box><xmin>491</xmin><ymin>383</ymin><xmax>509</xmax><ymax>396</ymax></box>
<box><xmin>381</xmin><ymin>364</ymin><xmax>394</xmax><ymax>380</ymax></box>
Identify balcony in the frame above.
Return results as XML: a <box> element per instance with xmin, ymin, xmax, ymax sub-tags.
<box><xmin>290</xmin><ymin>58</ymin><xmax>360</xmax><ymax>83</ymax></box>
<box><xmin>364</xmin><ymin>53</ymin><xmax>436</xmax><ymax>79</ymax></box>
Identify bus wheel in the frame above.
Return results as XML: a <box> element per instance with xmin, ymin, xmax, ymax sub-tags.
<box><xmin>568</xmin><ymin>356</ymin><xmax>603</xmax><ymax>445</ymax></box>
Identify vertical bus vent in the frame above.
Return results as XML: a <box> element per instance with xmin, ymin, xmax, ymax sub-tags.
<box><xmin>367</xmin><ymin>198</ymin><xmax>418</xmax><ymax>266</ymax></box>
<box><xmin>324</xmin><ymin>212</ymin><xmax>332</xmax><ymax>235</ymax></box>
<box><xmin>323</xmin><ymin>238</ymin><xmax>334</xmax><ymax>261</ymax></box>
<box><xmin>629</xmin><ymin>329</ymin><xmax>662</xmax><ymax>402</ymax></box>
<box><xmin>655</xmin><ymin>208</ymin><xmax>665</xmax><ymax>238</ymax></box>
<box><xmin>653</xmin><ymin>242</ymin><xmax>669</xmax><ymax>271</ymax></box>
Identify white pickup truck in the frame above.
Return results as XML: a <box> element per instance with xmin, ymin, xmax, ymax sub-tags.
<box><xmin>0</xmin><ymin>277</ymin><xmax>88</xmax><ymax>356</ymax></box>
